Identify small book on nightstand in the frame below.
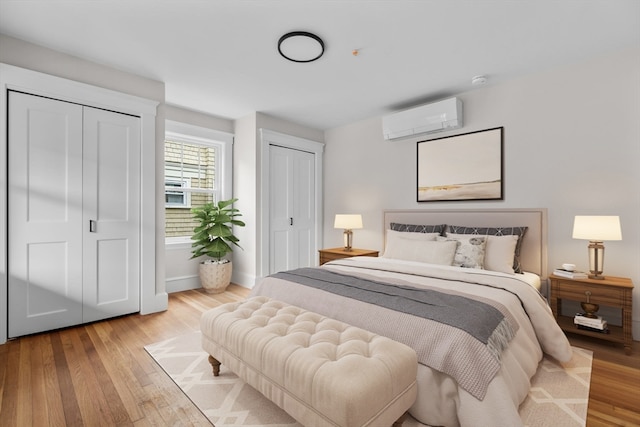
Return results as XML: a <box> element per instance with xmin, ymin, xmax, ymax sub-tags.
<box><xmin>574</xmin><ymin>313</ymin><xmax>608</xmax><ymax>332</ymax></box>
<box><xmin>575</xmin><ymin>324</ymin><xmax>610</xmax><ymax>334</ymax></box>
<box><xmin>553</xmin><ymin>268</ymin><xmax>589</xmax><ymax>279</ymax></box>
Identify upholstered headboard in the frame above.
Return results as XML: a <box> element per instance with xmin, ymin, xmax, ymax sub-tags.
<box><xmin>383</xmin><ymin>208</ymin><xmax>548</xmax><ymax>277</ymax></box>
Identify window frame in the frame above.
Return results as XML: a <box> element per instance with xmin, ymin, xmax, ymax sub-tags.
<box><xmin>164</xmin><ymin>120</ymin><xmax>233</xmax><ymax>247</ymax></box>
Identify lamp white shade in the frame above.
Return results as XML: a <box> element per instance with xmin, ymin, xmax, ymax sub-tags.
<box><xmin>572</xmin><ymin>216</ymin><xmax>622</xmax><ymax>241</ymax></box>
<box><xmin>334</xmin><ymin>214</ymin><xmax>363</xmax><ymax>230</ymax></box>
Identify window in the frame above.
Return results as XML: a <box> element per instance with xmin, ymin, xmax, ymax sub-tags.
<box><xmin>165</xmin><ymin>121</ymin><xmax>232</xmax><ymax>243</ymax></box>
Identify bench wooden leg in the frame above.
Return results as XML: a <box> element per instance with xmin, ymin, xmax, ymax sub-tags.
<box><xmin>208</xmin><ymin>355</ymin><xmax>221</xmax><ymax>377</ymax></box>
<box><xmin>392</xmin><ymin>412</ymin><xmax>407</xmax><ymax>427</ymax></box>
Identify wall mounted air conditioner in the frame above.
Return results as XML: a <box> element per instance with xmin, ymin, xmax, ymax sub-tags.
<box><xmin>382</xmin><ymin>97</ymin><xmax>463</xmax><ymax>140</ymax></box>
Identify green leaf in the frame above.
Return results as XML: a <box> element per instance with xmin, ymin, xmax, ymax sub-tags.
<box><xmin>218</xmin><ymin>198</ymin><xmax>237</xmax><ymax>210</ymax></box>
<box><xmin>209</xmin><ymin>223</ymin><xmax>232</xmax><ymax>238</ymax></box>
<box><xmin>207</xmin><ymin>239</ymin><xmax>232</xmax><ymax>255</ymax></box>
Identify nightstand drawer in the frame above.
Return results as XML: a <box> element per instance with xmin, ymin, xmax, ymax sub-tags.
<box><xmin>554</xmin><ymin>282</ymin><xmax>625</xmax><ymax>305</ymax></box>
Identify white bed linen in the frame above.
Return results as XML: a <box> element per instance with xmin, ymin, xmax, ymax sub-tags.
<box><xmin>252</xmin><ymin>257</ymin><xmax>571</xmax><ymax>427</ymax></box>
<box><xmin>520</xmin><ymin>271</ymin><xmax>541</xmax><ymax>291</ymax></box>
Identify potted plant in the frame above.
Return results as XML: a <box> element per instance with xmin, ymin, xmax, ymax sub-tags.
<box><xmin>191</xmin><ymin>198</ymin><xmax>245</xmax><ymax>293</ymax></box>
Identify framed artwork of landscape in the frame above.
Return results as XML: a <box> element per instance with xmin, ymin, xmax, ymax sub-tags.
<box><xmin>417</xmin><ymin>127</ymin><xmax>503</xmax><ymax>202</ymax></box>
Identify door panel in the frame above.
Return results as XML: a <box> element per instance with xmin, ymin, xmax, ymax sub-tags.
<box><xmin>8</xmin><ymin>92</ymin><xmax>84</xmax><ymax>337</ymax></box>
<box><xmin>269</xmin><ymin>146</ymin><xmax>293</xmax><ymax>273</ymax></box>
<box><xmin>26</xmin><ymin>242</ymin><xmax>73</xmax><ymax>316</ymax></box>
<box><xmin>269</xmin><ymin>145</ymin><xmax>315</xmax><ymax>274</ymax></box>
<box><xmin>270</xmin><ymin>147</ymin><xmax>291</xmax><ymax>222</ymax></box>
<box><xmin>96</xmin><ymin>239</ymin><xmax>129</xmax><ymax>304</ymax></box>
<box><xmin>271</xmin><ymin>230</ymin><xmax>290</xmax><ymax>274</ymax></box>
<box><xmin>82</xmin><ymin>107</ymin><xmax>140</xmax><ymax>323</ymax></box>
<box><xmin>292</xmin><ymin>150</ymin><xmax>315</xmax><ymax>268</ymax></box>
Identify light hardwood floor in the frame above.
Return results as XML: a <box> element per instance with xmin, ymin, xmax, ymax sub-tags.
<box><xmin>1</xmin><ymin>285</ymin><xmax>638</xmax><ymax>426</ymax></box>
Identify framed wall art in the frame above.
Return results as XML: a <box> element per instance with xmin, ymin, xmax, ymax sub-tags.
<box><xmin>417</xmin><ymin>127</ymin><xmax>503</xmax><ymax>202</ymax></box>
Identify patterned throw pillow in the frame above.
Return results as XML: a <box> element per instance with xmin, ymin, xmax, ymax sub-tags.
<box><xmin>438</xmin><ymin>235</ymin><xmax>486</xmax><ymax>269</ymax></box>
<box><xmin>390</xmin><ymin>222</ymin><xmax>446</xmax><ymax>236</ymax></box>
<box><xmin>447</xmin><ymin>226</ymin><xmax>528</xmax><ymax>273</ymax></box>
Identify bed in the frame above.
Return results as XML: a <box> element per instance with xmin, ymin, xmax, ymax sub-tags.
<box><xmin>251</xmin><ymin>208</ymin><xmax>572</xmax><ymax>427</ymax></box>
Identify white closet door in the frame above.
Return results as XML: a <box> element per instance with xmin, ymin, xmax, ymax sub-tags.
<box><xmin>291</xmin><ymin>147</ymin><xmax>315</xmax><ymax>268</ymax></box>
<box><xmin>82</xmin><ymin>107</ymin><xmax>140</xmax><ymax>323</ymax></box>
<box><xmin>8</xmin><ymin>92</ymin><xmax>84</xmax><ymax>337</ymax></box>
<box><xmin>269</xmin><ymin>145</ymin><xmax>315</xmax><ymax>273</ymax></box>
<box><xmin>269</xmin><ymin>145</ymin><xmax>293</xmax><ymax>273</ymax></box>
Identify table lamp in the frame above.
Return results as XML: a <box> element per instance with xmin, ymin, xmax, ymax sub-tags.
<box><xmin>572</xmin><ymin>215</ymin><xmax>622</xmax><ymax>279</ymax></box>
<box><xmin>334</xmin><ymin>214</ymin><xmax>363</xmax><ymax>251</ymax></box>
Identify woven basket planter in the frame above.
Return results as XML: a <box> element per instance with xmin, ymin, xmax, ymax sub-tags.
<box><xmin>199</xmin><ymin>261</ymin><xmax>233</xmax><ymax>294</ymax></box>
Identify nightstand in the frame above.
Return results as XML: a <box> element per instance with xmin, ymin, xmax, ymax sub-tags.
<box><xmin>318</xmin><ymin>247</ymin><xmax>379</xmax><ymax>266</ymax></box>
<box><xmin>549</xmin><ymin>274</ymin><xmax>634</xmax><ymax>355</ymax></box>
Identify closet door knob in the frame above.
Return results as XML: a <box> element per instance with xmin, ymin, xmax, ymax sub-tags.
<box><xmin>89</xmin><ymin>220</ymin><xmax>97</xmax><ymax>233</ymax></box>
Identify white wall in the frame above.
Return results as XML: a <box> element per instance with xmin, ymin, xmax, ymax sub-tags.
<box><xmin>232</xmin><ymin>112</ymin><xmax>325</xmax><ymax>287</ymax></box>
<box><xmin>0</xmin><ymin>34</ymin><xmax>326</xmax><ymax>295</ymax></box>
<box><xmin>163</xmin><ymin>105</ymin><xmax>235</xmax><ymax>293</ymax></box>
<box><xmin>166</xmin><ymin>104</ymin><xmax>234</xmax><ymax>134</ymax></box>
<box><xmin>2</xmin><ymin>33</ymin><xmax>637</xmax><ymax>339</ymax></box>
<box><xmin>323</xmin><ymin>47</ymin><xmax>640</xmax><ymax>339</ymax></box>
<box><xmin>0</xmin><ymin>36</ymin><xmax>244</xmax><ymax>296</ymax></box>
<box><xmin>232</xmin><ymin>113</ymin><xmax>259</xmax><ymax>287</ymax></box>
<box><xmin>0</xmin><ymin>34</ymin><xmax>170</xmax><ymax>312</ymax></box>
<box><xmin>0</xmin><ymin>38</ymin><xmax>169</xmax><ymax>346</ymax></box>
<box><xmin>165</xmin><ymin>109</ymin><xmax>326</xmax><ymax>291</ymax></box>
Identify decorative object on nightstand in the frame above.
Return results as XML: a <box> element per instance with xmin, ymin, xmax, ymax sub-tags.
<box><xmin>334</xmin><ymin>214</ymin><xmax>363</xmax><ymax>251</ymax></box>
<box><xmin>580</xmin><ymin>290</ymin><xmax>599</xmax><ymax>318</ymax></box>
<box><xmin>552</xmin><ymin>268</ymin><xmax>588</xmax><ymax>279</ymax></box>
<box><xmin>574</xmin><ymin>312</ymin><xmax>608</xmax><ymax>333</ymax></box>
<box><xmin>572</xmin><ymin>215</ymin><xmax>622</xmax><ymax>279</ymax></box>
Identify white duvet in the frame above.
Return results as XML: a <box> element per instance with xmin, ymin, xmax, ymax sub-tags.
<box><xmin>252</xmin><ymin>257</ymin><xmax>572</xmax><ymax>427</ymax></box>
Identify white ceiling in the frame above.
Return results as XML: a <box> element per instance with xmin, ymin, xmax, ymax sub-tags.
<box><xmin>1</xmin><ymin>0</ymin><xmax>638</xmax><ymax>130</ymax></box>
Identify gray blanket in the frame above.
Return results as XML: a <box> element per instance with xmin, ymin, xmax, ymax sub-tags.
<box><xmin>272</xmin><ymin>268</ymin><xmax>511</xmax><ymax>348</ymax></box>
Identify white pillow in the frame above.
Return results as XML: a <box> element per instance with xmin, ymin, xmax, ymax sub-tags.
<box><xmin>447</xmin><ymin>233</ymin><xmax>518</xmax><ymax>274</ymax></box>
<box><xmin>383</xmin><ymin>232</ymin><xmax>458</xmax><ymax>265</ymax></box>
<box><xmin>438</xmin><ymin>234</ymin><xmax>486</xmax><ymax>269</ymax></box>
<box><xmin>385</xmin><ymin>229</ymin><xmax>440</xmax><ymax>243</ymax></box>
<box><xmin>382</xmin><ymin>229</ymin><xmax>439</xmax><ymax>259</ymax></box>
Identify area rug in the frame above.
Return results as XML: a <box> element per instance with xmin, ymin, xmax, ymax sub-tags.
<box><xmin>145</xmin><ymin>331</ymin><xmax>592</xmax><ymax>427</ymax></box>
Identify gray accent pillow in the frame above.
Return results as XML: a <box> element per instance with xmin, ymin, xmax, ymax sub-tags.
<box><xmin>447</xmin><ymin>225</ymin><xmax>528</xmax><ymax>273</ymax></box>
<box><xmin>438</xmin><ymin>235</ymin><xmax>486</xmax><ymax>269</ymax></box>
<box><xmin>390</xmin><ymin>222</ymin><xmax>446</xmax><ymax>236</ymax></box>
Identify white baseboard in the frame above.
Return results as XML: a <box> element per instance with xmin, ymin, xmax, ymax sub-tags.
<box><xmin>166</xmin><ymin>275</ymin><xmax>201</xmax><ymax>293</ymax></box>
<box><xmin>232</xmin><ymin>271</ymin><xmax>257</xmax><ymax>289</ymax></box>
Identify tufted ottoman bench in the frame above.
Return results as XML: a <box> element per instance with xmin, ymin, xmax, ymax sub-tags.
<box><xmin>200</xmin><ymin>296</ymin><xmax>418</xmax><ymax>427</ymax></box>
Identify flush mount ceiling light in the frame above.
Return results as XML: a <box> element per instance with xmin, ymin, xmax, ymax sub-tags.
<box><xmin>278</xmin><ymin>31</ymin><xmax>325</xmax><ymax>63</ymax></box>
